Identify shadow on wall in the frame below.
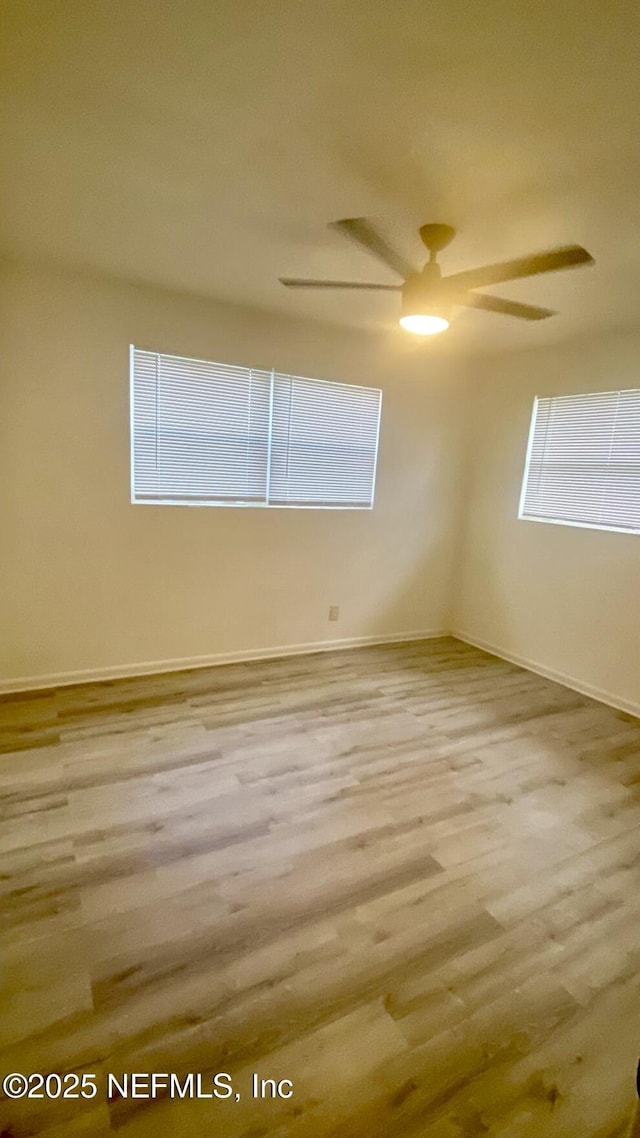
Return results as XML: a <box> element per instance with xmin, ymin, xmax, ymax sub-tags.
<box><xmin>339</xmin><ymin>530</ymin><xmax>455</xmax><ymax>639</ymax></box>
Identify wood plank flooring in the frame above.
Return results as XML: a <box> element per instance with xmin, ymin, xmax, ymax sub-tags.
<box><xmin>1</xmin><ymin>637</ymin><xmax>639</xmax><ymax>1137</ymax></box>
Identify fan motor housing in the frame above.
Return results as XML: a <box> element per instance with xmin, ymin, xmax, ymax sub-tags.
<box><xmin>401</xmin><ymin>267</ymin><xmax>448</xmax><ymax>319</ymax></box>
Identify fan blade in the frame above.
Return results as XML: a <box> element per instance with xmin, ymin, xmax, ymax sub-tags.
<box><xmin>459</xmin><ymin>293</ymin><xmax>556</xmax><ymax>321</ymax></box>
<box><xmin>444</xmin><ymin>245</ymin><xmax>594</xmax><ymax>292</ymax></box>
<box><xmin>279</xmin><ymin>278</ymin><xmax>401</xmax><ymax>290</ymax></box>
<box><xmin>330</xmin><ymin>218</ymin><xmax>416</xmax><ymax>280</ymax></box>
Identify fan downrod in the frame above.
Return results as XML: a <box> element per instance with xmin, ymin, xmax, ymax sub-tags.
<box><xmin>419</xmin><ymin>223</ymin><xmax>456</xmax><ymax>256</ymax></box>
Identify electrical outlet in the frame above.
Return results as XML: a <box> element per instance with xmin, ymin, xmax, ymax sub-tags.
<box><xmin>328</xmin><ymin>605</ymin><xmax>340</xmax><ymax>622</ymax></box>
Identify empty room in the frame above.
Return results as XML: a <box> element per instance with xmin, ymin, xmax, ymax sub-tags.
<box><xmin>1</xmin><ymin>2</ymin><xmax>640</xmax><ymax>1136</ymax></box>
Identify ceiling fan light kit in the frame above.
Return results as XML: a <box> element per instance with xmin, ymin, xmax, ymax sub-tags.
<box><xmin>399</xmin><ymin>313</ymin><xmax>450</xmax><ymax>335</ymax></box>
<box><xmin>399</xmin><ymin>245</ymin><xmax>454</xmax><ymax>334</ymax></box>
<box><xmin>399</xmin><ymin>278</ymin><xmax>451</xmax><ymax>335</ymax></box>
<box><xmin>279</xmin><ymin>218</ymin><xmax>594</xmax><ymax>336</ymax></box>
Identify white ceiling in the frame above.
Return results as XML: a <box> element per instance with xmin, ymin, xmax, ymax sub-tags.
<box><xmin>1</xmin><ymin>0</ymin><xmax>639</xmax><ymax>354</ymax></box>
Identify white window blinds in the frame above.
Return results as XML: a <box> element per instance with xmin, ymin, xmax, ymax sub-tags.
<box><xmin>130</xmin><ymin>348</ymin><xmax>382</xmax><ymax>509</ymax></box>
<box><xmin>269</xmin><ymin>373</ymin><xmax>382</xmax><ymax>507</ymax></box>
<box><xmin>519</xmin><ymin>388</ymin><xmax>640</xmax><ymax>534</ymax></box>
<box><xmin>131</xmin><ymin>349</ymin><xmax>271</xmax><ymax>503</ymax></box>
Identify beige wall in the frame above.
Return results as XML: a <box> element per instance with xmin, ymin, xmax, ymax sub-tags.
<box><xmin>3</xmin><ymin>261</ymin><xmax>638</xmax><ymax>711</ymax></box>
<box><xmin>452</xmin><ymin>332</ymin><xmax>640</xmax><ymax>714</ymax></box>
<box><xmin>0</xmin><ymin>261</ymin><xmax>465</xmax><ymax>688</ymax></box>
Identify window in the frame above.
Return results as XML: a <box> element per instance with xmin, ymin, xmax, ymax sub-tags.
<box><xmin>130</xmin><ymin>347</ymin><xmax>382</xmax><ymax>509</ymax></box>
<box><xmin>519</xmin><ymin>388</ymin><xmax>640</xmax><ymax>534</ymax></box>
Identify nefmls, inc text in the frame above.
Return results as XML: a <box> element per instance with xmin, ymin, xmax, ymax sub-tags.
<box><xmin>107</xmin><ymin>1072</ymin><xmax>293</xmax><ymax>1100</ymax></box>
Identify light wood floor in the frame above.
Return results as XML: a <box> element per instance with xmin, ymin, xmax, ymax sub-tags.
<box><xmin>1</xmin><ymin>637</ymin><xmax>639</xmax><ymax>1138</ymax></box>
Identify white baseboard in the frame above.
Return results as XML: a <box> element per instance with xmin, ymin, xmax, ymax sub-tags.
<box><xmin>0</xmin><ymin>629</ymin><xmax>449</xmax><ymax>695</ymax></box>
<box><xmin>3</xmin><ymin>628</ymin><xmax>637</xmax><ymax>721</ymax></box>
<box><xmin>452</xmin><ymin>629</ymin><xmax>640</xmax><ymax>720</ymax></box>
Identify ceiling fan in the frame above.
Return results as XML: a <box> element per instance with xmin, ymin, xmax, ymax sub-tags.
<box><xmin>279</xmin><ymin>219</ymin><xmax>594</xmax><ymax>335</ymax></box>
